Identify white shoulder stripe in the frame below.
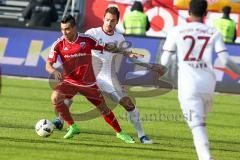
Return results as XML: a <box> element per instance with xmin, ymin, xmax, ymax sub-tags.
<box><xmin>50</xmin><ymin>37</ymin><xmax>63</xmax><ymax>53</ymax></box>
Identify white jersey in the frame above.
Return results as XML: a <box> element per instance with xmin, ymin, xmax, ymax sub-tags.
<box><xmin>163</xmin><ymin>22</ymin><xmax>227</xmax><ymax>96</ymax></box>
<box><xmin>85</xmin><ymin>27</ymin><xmax>125</xmax><ymax>93</ymax></box>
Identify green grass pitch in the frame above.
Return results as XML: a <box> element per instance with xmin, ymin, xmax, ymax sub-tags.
<box><xmin>0</xmin><ymin>77</ymin><xmax>239</xmax><ymax>160</ymax></box>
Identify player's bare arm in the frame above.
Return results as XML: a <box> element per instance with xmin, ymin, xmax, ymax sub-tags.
<box><xmin>218</xmin><ymin>51</ymin><xmax>240</xmax><ymax>75</ymax></box>
<box><xmin>45</xmin><ymin>61</ymin><xmax>63</xmax><ymax>81</ymax></box>
<box><xmin>118</xmin><ymin>50</ymin><xmax>144</xmax><ymax>58</ymax></box>
<box><xmin>104</xmin><ymin>44</ymin><xmax>166</xmax><ymax>75</ymax></box>
<box><xmin>128</xmin><ymin>52</ymin><xmax>144</xmax><ymax>58</ymax></box>
<box><xmin>104</xmin><ymin>42</ymin><xmax>144</xmax><ymax>58</ymax></box>
<box><xmin>104</xmin><ymin>43</ymin><xmax>143</xmax><ymax>58</ymax></box>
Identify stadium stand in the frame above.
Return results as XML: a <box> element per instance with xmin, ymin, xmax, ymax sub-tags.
<box><xmin>0</xmin><ymin>0</ymin><xmax>85</xmax><ymax>30</ymax></box>
<box><xmin>0</xmin><ymin>0</ymin><xmax>28</xmax><ymax>26</ymax></box>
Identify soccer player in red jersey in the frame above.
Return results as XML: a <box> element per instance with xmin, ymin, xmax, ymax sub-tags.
<box><xmin>45</xmin><ymin>15</ymin><xmax>135</xmax><ymax>143</ymax></box>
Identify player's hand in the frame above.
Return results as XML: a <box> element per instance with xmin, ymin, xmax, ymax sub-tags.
<box><xmin>151</xmin><ymin>65</ymin><xmax>166</xmax><ymax>76</ymax></box>
<box><xmin>105</xmin><ymin>43</ymin><xmax>120</xmax><ymax>53</ymax></box>
<box><xmin>52</xmin><ymin>70</ymin><xmax>63</xmax><ymax>81</ymax></box>
<box><xmin>128</xmin><ymin>53</ymin><xmax>144</xmax><ymax>59</ymax></box>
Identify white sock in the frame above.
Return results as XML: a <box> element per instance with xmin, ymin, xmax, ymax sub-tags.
<box><xmin>192</xmin><ymin>126</ymin><xmax>211</xmax><ymax>160</ymax></box>
<box><xmin>128</xmin><ymin>107</ymin><xmax>145</xmax><ymax>138</ymax></box>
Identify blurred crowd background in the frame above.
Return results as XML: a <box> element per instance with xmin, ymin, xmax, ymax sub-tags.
<box><xmin>0</xmin><ymin>0</ymin><xmax>239</xmax><ymax>43</ymax></box>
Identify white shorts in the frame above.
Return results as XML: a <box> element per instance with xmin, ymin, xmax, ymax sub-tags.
<box><xmin>179</xmin><ymin>93</ymin><xmax>213</xmax><ymax>129</ymax></box>
<box><xmin>97</xmin><ymin>78</ymin><xmax>128</xmax><ymax>103</ymax></box>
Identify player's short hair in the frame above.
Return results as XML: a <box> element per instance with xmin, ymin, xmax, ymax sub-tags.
<box><xmin>61</xmin><ymin>15</ymin><xmax>76</xmax><ymax>27</ymax></box>
<box><xmin>222</xmin><ymin>6</ymin><xmax>231</xmax><ymax>15</ymax></box>
<box><xmin>104</xmin><ymin>7</ymin><xmax>120</xmax><ymax>21</ymax></box>
<box><xmin>189</xmin><ymin>0</ymin><xmax>208</xmax><ymax>17</ymax></box>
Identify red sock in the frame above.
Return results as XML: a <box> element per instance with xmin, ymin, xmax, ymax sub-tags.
<box><xmin>55</xmin><ymin>102</ymin><xmax>74</xmax><ymax>126</ymax></box>
<box><xmin>102</xmin><ymin>111</ymin><xmax>121</xmax><ymax>133</ymax></box>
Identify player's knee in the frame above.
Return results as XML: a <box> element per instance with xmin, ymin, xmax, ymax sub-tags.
<box><xmin>183</xmin><ymin>109</ymin><xmax>206</xmax><ymax>129</ymax></box>
<box><xmin>51</xmin><ymin>94</ymin><xmax>57</xmax><ymax>104</ymax></box>
<box><xmin>119</xmin><ymin>97</ymin><xmax>135</xmax><ymax>111</ymax></box>
<box><xmin>64</xmin><ymin>98</ymin><xmax>73</xmax><ymax>106</ymax></box>
<box><xmin>185</xmin><ymin>114</ymin><xmax>206</xmax><ymax>129</ymax></box>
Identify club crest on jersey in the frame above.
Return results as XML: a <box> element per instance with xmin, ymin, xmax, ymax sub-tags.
<box><xmin>98</xmin><ymin>39</ymin><xmax>104</xmax><ymax>46</ymax></box>
<box><xmin>80</xmin><ymin>42</ymin><xmax>86</xmax><ymax>48</ymax></box>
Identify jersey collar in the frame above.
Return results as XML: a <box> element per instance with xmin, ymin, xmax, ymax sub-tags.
<box><xmin>101</xmin><ymin>27</ymin><xmax>114</xmax><ymax>36</ymax></box>
<box><xmin>65</xmin><ymin>33</ymin><xmax>79</xmax><ymax>44</ymax></box>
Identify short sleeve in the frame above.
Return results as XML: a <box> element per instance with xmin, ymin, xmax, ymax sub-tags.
<box><xmin>87</xmin><ymin>35</ymin><xmax>104</xmax><ymax>51</ymax></box>
<box><xmin>85</xmin><ymin>28</ymin><xmax>94</xmax><ymax>36</ymax></box>
<box><xmin>163</xmin><ymin>29</ymin><xmax>177</xmax><ymax>52</ymax></box>
<box><xmin>214</xmin><ymin>31</ymin><xmax>228</xmax><ymax>54</ymax></box>
<box><xmin>48</xmin><ymin>40</ymin><xmax>59</xmax><ymax>63</ymax></box>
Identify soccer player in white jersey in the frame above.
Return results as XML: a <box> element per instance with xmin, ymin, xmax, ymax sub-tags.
<box><xmin>85</xmin><ymin>7</ymin><xmax>153</xmax><ymax>144</ymax></box>
<box><xmin>161</xmin><ymin>0</ymin><xmax>240</xmax><ymax>159</ymax></box>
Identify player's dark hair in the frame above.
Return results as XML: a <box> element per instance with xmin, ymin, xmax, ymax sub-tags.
<box><xmin>61</xmin><ymin>15</ymin><xmax>76</xmax><ymax>27</ymax></box>
<box><xmin>189</xmin><ymin>0</ymin><xmax>208</xmax><ymax>17</ymax></box>
<box><xmin>104</xmin><ymin>7</ymin><xmax>120</xmax><ymax>21</ymax></box>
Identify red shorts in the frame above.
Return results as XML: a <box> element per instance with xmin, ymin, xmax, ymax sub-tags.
<box><xmin>54</xmin><ymin>81</ymin><xmax>105</xmax><ymax>106</ymax></box>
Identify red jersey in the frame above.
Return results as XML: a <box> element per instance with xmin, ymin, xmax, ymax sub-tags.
<box><xmin>48</xmin><ymin>33</ymin><xmax>104</xmax><ymax>86</ymax></box>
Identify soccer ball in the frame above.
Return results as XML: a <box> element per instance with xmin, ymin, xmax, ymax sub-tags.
<box><xmin>35</xmin><ymin>119</ymin><xmax>54</xmax><ymax>137</ymax></box>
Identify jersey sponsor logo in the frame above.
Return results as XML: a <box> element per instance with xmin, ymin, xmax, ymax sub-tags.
<box><xmin>64</xmin><ymin>53</ymin><xmax>87</xmax><ymax>58</ymax></box>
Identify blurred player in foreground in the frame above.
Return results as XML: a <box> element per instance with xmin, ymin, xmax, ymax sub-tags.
<box><xmin>161</xmin><ymin>0</ymin><xmax>240</xmax><ymax>159</ymax></box>
<box><xmin>46</xmin><ymin>15</ymin><xmax>134</xmax><ymax>143</ymax></box>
